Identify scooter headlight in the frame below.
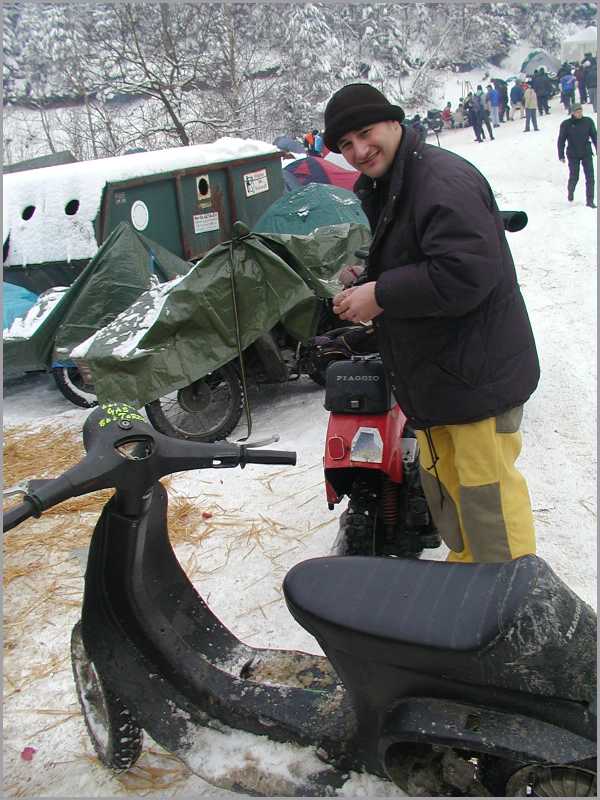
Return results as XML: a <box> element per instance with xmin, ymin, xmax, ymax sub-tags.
<box><xmin>350</xmin><ymin>427</ymin><xmax>384</xmax><ymax>463</ymax></box>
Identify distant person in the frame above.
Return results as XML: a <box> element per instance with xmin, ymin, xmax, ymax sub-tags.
<box><xmin>523</xmin><ymin>84</ymin><xmax>539</xmax><ymax>132</ymax></box>
<box><xmin>560</xmin><ymin>72</ymin><xmax>577</xmax><ymax>114</ymax></box>
<box><xmin>557</xmin><ymin>62</ymin><xmax>572</xmax><ymax>81</ymax></box>
<box><xmin>582</xmin><ymin>55</ymin><xmax>597</xmax><ymax>113</ymax></box>
<box><xmin>486</xmin><ymin>83</ymin><xmax>501</xmax><ymax>127</ymax></box>
<box><xmin>533</xmin><ymin>67</ymin><xmax>552</xmax><ymax>115</ymax></box>
<box><xmin>496</xmin><ymin>80</ymin><xmax>510</xmax><ymax>121</ymax></box>
<box><xmin>465</xmin><ymin>94</ymin><xmax>484</xmax><ymax>142</ymax></box>
<box><xmin>441</xmin><ymin>102</ymin><xmax>453</xmax><ymax>129</ymax></box>
<box><xmin>453</xmin><ymin>102</ymin><xmax>465</xmax><ymax>128</ymax></box>
<box><xmin>510</xmin><ymin>82</ymin><xmax>525</xmax><ymax>120</ymax></box>
<box><xmin>303</xmin><ymin>129</ymin><xmax>315</xmax><ymax>153</ymax></box>
<box><xmin>557</xmin><ymin>103</ymin><xmax>597</xmax><ymax>208</ymax></box>
<box><xmin>475</xmin><ymin>86</ymin><xmax>495</xmax><ymax>140</ymax></box>
<box><xmin>313</xmin><ymin>130</ymin><xmax>324</xmax><ymax>156</ymax></box>
<box><xmin>575</xmin><ymin>64</ymin><xmax>588</xmax><ymax>104</ymax></box>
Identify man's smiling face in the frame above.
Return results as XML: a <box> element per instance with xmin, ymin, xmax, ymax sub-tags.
<box><xmin>337</xmin><ymin>120</ymin><xmax>403</xmax><ymax>178</ymax></box>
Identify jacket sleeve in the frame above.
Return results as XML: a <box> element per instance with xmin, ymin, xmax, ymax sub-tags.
<box><xmin>557</xmin><ymin>122</ymin><xmax>567</xmax><ymax>159</ymax></box>
<box><xmin>374</xmin><ymin>172</ymin><xmax>503</xmax><ymax>319</ymax></box>
<box><xmin>590</xmin><ymin>119</ymin><xmax>597</xmax><ymax>152</ymax></box>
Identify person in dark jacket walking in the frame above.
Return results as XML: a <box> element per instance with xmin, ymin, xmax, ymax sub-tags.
<box><xmin>582</xmin><ymin>55</ymin><xmax>597</xmax><ymax>113</ymax></box>
<box><xmin>532</xmin><ymin>67</ymin><xmax>552</xmax><ymax>115</ymax></box>
<box><xmin>324</xmin><ymin>83</ymin><xmax>540</xmax><ymax>564</ymax></box>
<box><xmin>558</xmin><ymin>103</ymin><xmax>597</xmax><ymax>208</ymax></box>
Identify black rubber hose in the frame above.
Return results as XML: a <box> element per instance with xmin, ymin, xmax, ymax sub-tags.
<box><xmin>3</xmin><ymin>500</ymin><xmax>36</xmax><ymax>532</ymax></box>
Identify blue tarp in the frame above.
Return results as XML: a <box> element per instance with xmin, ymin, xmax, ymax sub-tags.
<box><xmin>3</xmin><ymin>282</ymin><xmax>39</xmax><ymax>330</ymax></box>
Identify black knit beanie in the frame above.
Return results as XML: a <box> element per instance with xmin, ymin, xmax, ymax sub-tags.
<box><xmin>323</xmin><ymin>83</ymin><xmax>405</xmax><ymax>153</ymax></box>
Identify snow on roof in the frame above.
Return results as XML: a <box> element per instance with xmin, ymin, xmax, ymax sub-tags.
<box><xmin>3</xmin><ymin>137</ymin><xmax>279</xmax><ymax>269</ymax></box>
<box><xmin>563</xmin><ymin>26</ymin><xmax>597</xmax><ymax>43</ymax></box>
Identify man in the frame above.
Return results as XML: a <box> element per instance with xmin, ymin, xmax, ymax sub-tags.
<box><xmin>523</xmin><ymin>83</ymin><xmax>539</xmax><ymax>132</ymax></box>
<box><xmin>582</xmin><ymin>55</ymin><xmax>597</xmax><ymax>113</ymax></box>
<box><xmin>509</xmin><ymin>81</ymin><xmax>525</xmax><ymax>120</ymax></box>
<box><xmin>324</xmin><ymin>83</ymin><xmax>540</xmax><ymax>563</ymax></box>
<box><xmin>558</xmin><ymin>103</ymin><xmax>597</xmax><ymax>208</ymax></box>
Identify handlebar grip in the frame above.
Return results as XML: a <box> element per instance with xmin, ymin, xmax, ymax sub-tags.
<box><xmin>242</xmin><ymin>449</ymin><xmax>297</xmax><ymax>466</ymax></box>
<box><xmin>3</xmin><ymin>499</ymin><xmax>37</xmax><ymax>532</ymax></box>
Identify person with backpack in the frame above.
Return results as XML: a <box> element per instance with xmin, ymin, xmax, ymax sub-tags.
<box><xmin>558</xmin><ymin>103</ymin><xmax>597</xmax><ymax>208</ymax></box>
<box><xmin>509</xmin><ymin>81</ymin><xmax>525</xmax><ymax>120</ymax></box>
<box><xmin>560</xmin><ymin>71</ymin><xmax>577</xmax><ymax>114</ymax></box>
<box><xmin>324</xmin><ymin>82</ymin><xmax>540</xmax><ymax>564</ymax></box>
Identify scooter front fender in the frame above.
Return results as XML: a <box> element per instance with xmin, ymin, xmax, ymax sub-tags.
<box><xmin>378</xmin><ymin>697</ymin><xmax>596</xmax><ymax>768</ymax></box>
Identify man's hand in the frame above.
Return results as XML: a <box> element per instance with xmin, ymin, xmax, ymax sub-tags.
<box><xmin>338</xmin><ymin>263</ymin><xmax>365</xmax><ymax>289</ymax></box>
<box><xmin>332</xmin><ymin>282</ymin><xmax>383</xmax><ymax>323</ymax></box>
<box><xmin>559</xmin><ymin>157</ymin><xmax>565</xmax><ymax>162</ymax></box>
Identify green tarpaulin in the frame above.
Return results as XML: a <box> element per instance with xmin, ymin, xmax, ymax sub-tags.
<box><xmin>3</xmin><ymin>222</ymin><xmax>192</xmax><ymax>374</ymax></box>
<box><xmin>254</xmin><ymin>183</ymin><xmax>368</xmax><ymax>235</ymax></box>
<box><xmin>73</xmin><ymin>222</ymin><xmax>370</xmax><ymax>408</ymax></box>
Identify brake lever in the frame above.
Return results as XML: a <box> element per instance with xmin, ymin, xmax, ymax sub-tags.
<box><xmin>237</xmin><ymin>434</ymin><xmax>280</xmax><ymax>448</ymax></box>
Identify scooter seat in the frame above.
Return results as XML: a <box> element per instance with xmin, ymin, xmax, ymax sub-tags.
<box><xmin>283</xmin><ymin>554</ymin><xmax>596</xmax><ymax>700</ymax></box>
<box><xmin>284</xmin><ymin>555</ymin><xmax>536</xmax><ymax>654</ymax></box>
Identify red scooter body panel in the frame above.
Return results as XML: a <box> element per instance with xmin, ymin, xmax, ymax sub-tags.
<box><xmin>324</xmin><ymin>403</ymin><xmax>408</xmax><ymax>505</ymax></box>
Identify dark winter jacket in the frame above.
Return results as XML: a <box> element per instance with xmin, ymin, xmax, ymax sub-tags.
<box><xmin>354</xmin><ymin>126</ymin><xmax>540</xmax><ymax>429</ymax></box>
<box><xmin>510</xmin><ymin>85</ymin><xmax>524</xmax><ymax>103</ymax></box>
<box><xmin>557</xmin><ymin>115</ymin><xmax>598</xmax><ymax>160</ymax></box>
<box><xmin>583</xmin><ymin>59</ymin><xmax>597</xmax><ymax>89</ymax></box>
<box><xmin>532</xmin><ymin>72</ymin><xmax>553</xmax><ymax>97</ymax></box>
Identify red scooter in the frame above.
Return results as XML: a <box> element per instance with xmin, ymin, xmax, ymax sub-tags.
<box><xmin>309</xmin><ymin>324</ymin><xmax>440</xmax><ymax>557</ymax></box>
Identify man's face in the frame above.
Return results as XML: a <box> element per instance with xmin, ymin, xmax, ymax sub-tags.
<box><xmin>573</xmin><ymin>108</ymin><xmax>583</xmax><ymax>119</ymax></box>
<box><xmin>337</xmin><ymin>120</ymin><xmax>402</xmax><ymax>179</ymax></box>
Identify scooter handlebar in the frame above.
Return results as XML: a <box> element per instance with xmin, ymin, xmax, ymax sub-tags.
<box><xmin>241</xmin><ymin>447</ymin><xmax>296</xmax><ymax>466</ymax></box>
<box><xmin>3</xmin><ymin>499</ymin><xmax>37</xmax><ymax>532</ymax></box>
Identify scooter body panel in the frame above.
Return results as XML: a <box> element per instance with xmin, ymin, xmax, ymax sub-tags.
<box><xmin>378</xmin><ymin>696</ymin><xmax>597</xmax><ymax>765</ymax></box>
<box><xmin>81</xmin><ymin>485</ymin><xmax>361</xmax><ymax>775</ymax></box>
<box><xmin>324</xmin><ymin>404</ymin><xmax>407</xmax><ymax>504</ymax></box>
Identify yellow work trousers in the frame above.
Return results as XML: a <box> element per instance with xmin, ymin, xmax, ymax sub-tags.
<box><xmin>415</xmin><ymin>407</ymin><xmax>536</xmax><ymax>563</ymax></box>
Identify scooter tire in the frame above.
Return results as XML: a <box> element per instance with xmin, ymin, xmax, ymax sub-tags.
<box><xmin>145</xmin><ymin>364</ymin><xmax>244</xmax><ymax>442</ymax></box>
<box><xmin>52</xmin><ymin>366</ymin><xmax>98</xmax><ymax>409</ymax></box>
<box><xmin>71</xmin><ymin>621</ymin><xmax>143</xmax><ymax>771</ymax></box>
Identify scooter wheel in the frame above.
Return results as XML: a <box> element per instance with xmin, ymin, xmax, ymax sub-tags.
<box><xmin>71</xmin><ymin>621</ymin><xmax>143</xmax><ymax>771</ymax></box>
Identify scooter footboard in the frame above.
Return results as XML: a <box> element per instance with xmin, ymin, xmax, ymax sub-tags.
<box><xmin>378</xmin><ymin>697</ymin><xmax>596</xmax><ymax>771</ymax></box>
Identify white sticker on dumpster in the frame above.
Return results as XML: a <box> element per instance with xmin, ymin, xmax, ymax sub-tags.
<box><xmin>193</xmin><ymin>212</ymin><xmax>220</xmax><ymax>233</ymax></box>
<box><xmin>243</xmin><ymin>169</ymin><xmax>269</xmax><ymax>197</ymax></box>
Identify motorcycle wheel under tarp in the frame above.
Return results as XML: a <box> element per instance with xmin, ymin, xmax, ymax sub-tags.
<box><xmin>145</xmin><ymin>364</ymin><xmax>244</xmax><ymax>442</ymax></box>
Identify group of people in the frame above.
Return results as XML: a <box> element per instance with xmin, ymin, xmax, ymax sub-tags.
<box><xmin>303</xmin><ymin>128</ymin><xmax>324</xmax><ymax>156</ymax></box>
<box><xmin>556</xmin><ymin>55</ymin><xmax>597</xmax><ymax>113</ymax></box>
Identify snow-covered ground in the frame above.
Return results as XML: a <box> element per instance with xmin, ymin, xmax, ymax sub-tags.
<box><xmin>3</xmin><ymin>97</ymin><xmax>597</xmax><ymax>797</ymax></box>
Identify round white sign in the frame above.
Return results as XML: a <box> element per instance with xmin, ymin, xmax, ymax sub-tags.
<box><xmin>130</xmin><ymin>200</ymin><xmax>149</xmax><ymax>231</ymax></box>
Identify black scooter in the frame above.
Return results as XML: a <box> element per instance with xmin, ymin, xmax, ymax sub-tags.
<box><xmin>4</xmin><ymin>404</ymin><xmax>597</xmax><ymax>796</ymax></box>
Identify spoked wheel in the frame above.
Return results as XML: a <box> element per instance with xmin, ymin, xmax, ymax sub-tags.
<box><xmin>508</xmin><ymin>764</ymin><xmax>597</xmax><ymax>796</ymax></box>
<box><xmin>71</xmin><ymin>621</ymin><xmax>143</xmax><ymax>771</ymax></box>
<box><xmin>482</xmin><ymin>759</ymin><xmax>598</xmax><ymax>797</ymax></box>
<box><xmin>52</xmin><ymin>366</ymin><xmax>98</xmax><ymax>408</ymax></box>
<box><xmin>145</xmin><ymin>364</ymin><xmax>244</xmax><ymax>442</ymax></box>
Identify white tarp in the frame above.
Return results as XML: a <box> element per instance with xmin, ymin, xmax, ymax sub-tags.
<box><xmin>561</xmin><ymin>27</ymin><xmax>597</xmax><ymax>63</ymax></box>
<box><xmin>3</xmin><ymin>138</ymin><xmax>279</xmax><ymax>269</ymax></box>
